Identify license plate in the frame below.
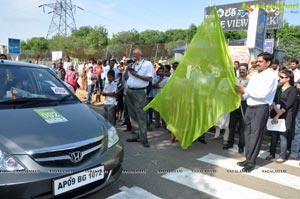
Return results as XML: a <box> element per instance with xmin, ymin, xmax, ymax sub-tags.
<box><xmin>53</xmin><ymin>165</ymin><xmax>104</xmax><ymax>196</ymax></box>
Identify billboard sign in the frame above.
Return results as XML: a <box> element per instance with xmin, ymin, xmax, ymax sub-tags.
<box><xmin>205</xmin><ymin>0</ymin><xmax>285</xmax><ymax>31</ymax></box>
<box><xmin>8</xmin><ymin>38</ymin><xmax>21</xmax><ymax>54</ymax></box>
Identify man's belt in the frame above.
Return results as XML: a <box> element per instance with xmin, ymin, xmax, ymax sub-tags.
<box><xmin>247</xmin><ymin>104</ymin><xmax>269</xmax><ymax>108</ymax></box>
<box><xmin>128</xmin><ymin>87</ymin><xmax>147</xmax><ymax>90</ymax></box>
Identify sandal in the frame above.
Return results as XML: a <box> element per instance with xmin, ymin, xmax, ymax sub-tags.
<box><xmin>209</xmin><ymin>136</ymin><xmax>222</xmax><ymax>140</ymax></box>
<box><xmin>275</xmin><ymin>157</ymin><xmax>285</xmax><ymax>163</ymax></box>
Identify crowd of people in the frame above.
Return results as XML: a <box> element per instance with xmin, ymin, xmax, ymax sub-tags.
<box><xmin>212</xmin><ymin>53</ymin><xmax>300</xmax><ymax>172</ymax></box>
<box><xmin>49</xmin><ymin>50</ymin><xmax>300</xmax><ymax>171</ymax></box>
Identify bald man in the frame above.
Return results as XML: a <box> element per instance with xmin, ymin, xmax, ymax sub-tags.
<box><xmin>124</xmin><ymin>48</ymin><xmax>153</xmax><ymax>147</ymax></box>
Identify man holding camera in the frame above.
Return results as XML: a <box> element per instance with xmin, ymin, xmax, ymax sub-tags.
<box><xmin>124</xmin><ymin>48</ymin><xmax>153</xmax><ymax>148</ymax></box>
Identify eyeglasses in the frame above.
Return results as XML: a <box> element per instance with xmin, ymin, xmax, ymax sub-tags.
<box><xmin>279</xmin><ymin>76</ymin><xmax>288</xmax><ymax>79</ymax></box>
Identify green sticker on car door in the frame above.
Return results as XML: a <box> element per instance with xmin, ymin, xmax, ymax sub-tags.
<box><xmin>34</xmin><ymin>108</ymin><xmax>68</xmax><ymax>124</ymax></box>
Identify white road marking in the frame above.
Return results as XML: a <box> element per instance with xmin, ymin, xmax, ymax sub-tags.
<box><xmin>106</xmin><ymin>186</ymin><xmax>162</xmax><ymax>199</ymax></box>
<box><xmin>228</xmin><ymin>145</ymin><xmax>300</xmax><ymax>167</ymax></box>
<box><xmin>198</xmin><ymin>153</ymin><xmax>300</xmax><ymax>190</ymax></box>
<box><xmin>162</xmin><ymin>167</ymin><xmax>279</xmax><ymax>199</ymax></box>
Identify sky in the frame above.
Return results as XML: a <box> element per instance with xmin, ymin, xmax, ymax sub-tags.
<box><xmin>0</xmin><ymin>0</ymin><xmax>299</xmax><ymax>46</ymax></box>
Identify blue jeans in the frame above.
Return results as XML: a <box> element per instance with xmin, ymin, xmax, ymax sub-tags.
<box><xmin>270</xmin><ymin>131</ymin><xmax>288</xmax><ymax>159</ymax></box>
<box><xmin>87</xmin><ymin>84</ymin><xmax>94</xmax><ymax>102</ymax></box>
<box><xmin>279</xmin><ymin>135</ymin><xmax>288</xmax><ymax>159</ymax></box>
<box><xmin>291</xmin><ymin>111</ymin><xmax>300</xmax><ymax>158</ymax></box>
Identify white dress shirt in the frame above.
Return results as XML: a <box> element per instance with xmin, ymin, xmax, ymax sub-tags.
<box><xmin>126</xmin><ymin>59</ymin><xmax>153</xmax><ymax>88</ymax></box>
<box><xmin>103</xmin><ymin>81</ymin><xmax>118</xmax><ymax>105</ymax></box>
<box><xmin>243</xmin><ymin>68</ymin><xmax>278</xmax><ymax>106</ymax></box>
<box><xmin>291</xmin><ymin>68</ymin><xmax>300</xmax><ymax>83</ymax></box>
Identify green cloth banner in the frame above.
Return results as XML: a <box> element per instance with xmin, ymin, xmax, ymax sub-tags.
<box><xmin>143</xmin><ymin>7</ymin><xmax>240</xmax><ymax>149</ymax></box>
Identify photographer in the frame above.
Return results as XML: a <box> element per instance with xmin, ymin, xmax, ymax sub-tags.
<box><xmin>124</xmin><ymin>48</ymin><xmax>153</xmax><ymax>148</ymax></box>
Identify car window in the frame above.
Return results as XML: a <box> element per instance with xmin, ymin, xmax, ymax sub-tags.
<box><xmin>0</xmin><ymin>65</ymin><xmax>74</xmax><ymax>102</ymax></box>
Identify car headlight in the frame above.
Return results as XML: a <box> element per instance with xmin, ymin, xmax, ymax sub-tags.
<box><xmin>107</xmin><ymin>126</ymin><xmax>120</xmax><ymax>148</ymax></box>
<box><xmin>0</xmin><ymin>150</ymin><xmax>24</xmax><ymax>171</ymax></box>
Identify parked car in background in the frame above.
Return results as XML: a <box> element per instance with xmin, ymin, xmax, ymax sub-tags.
<box><xmin>0</xmin><ymin>60</ymin><xmax>123</xmax><ymax>198</ymax></box>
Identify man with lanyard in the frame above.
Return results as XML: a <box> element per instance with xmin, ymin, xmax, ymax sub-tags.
<box><xmin>124</xmin><ymin>48</ymin><xmax>153</xmax><ymax>147</ymax></box>
<box><xmin>236</xmin><ymin>52</ymin><xmax>278</xmax><ymax>172</ymax></box>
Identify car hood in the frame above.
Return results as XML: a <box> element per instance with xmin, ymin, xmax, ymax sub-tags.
<box><xmin>0</xmin><ymin>104</ymin><xmax>109</xmax><ymax>154</ymax></box>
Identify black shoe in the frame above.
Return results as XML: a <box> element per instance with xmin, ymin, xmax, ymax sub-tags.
<box><xmin>126</xmin><ymin>138</ymin><xmax>139</xmax><ymax>142</ymax></box>
<box><xmin>222</xmin><ymin>144</ymin><xmax>233</xmax><ymax>150</ymax></box>
<box><xmin>237</xmin><ymin>160</ymin><xmax>248</xmax><ymax>167</ymax></box>
<box><xmin>198</xmin><ymin>139</ymin><xmax>207</xmax><ymax>144</ymax></box>
<box><xmin>142</xmin><ymin>141</ymin><xmax>150</xmax><ymax>148</ymax></box>
<box><xmin>242</xmin><ymin>165</ymin><xmax>255</xmax><ymax>172</ymax></box>
<box><xmin>238</xmin><ymin>147</ymin><xmax>244</xmax><ymax>154</ymax></box>
<box><xmin>265</xmin><ymin>154</ymin><xmax>275</xmax><ymax>160</ymax></box>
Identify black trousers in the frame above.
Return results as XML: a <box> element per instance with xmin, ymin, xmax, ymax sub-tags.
<box><xmin>228</xmin><ymin>100</ymin><xmax>247</xmax><ymax>148</ymax></box>
<box><xmin>244</xmin><ymin>104</ymin><xmax>269</xmax><ymax>166</ymax></box>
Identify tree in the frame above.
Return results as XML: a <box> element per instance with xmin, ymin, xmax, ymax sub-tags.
<box><xmin>186</xmin><ymin>24</ymin><xmax>198</xmax><ymax>42</ymax></box>
<box><xmin>139</xmin><ymin>30</ymin><xmax>166</xmax><ymax>44</ymax></box>
<box><xmin>26</xmin><ymin>37</ymin><xmax>49</xmax><ymax>51</ymax></box>
<box><xmin>224</xmin><ymin>31</ymin><xmax>246</xmax><ymax>41</ymax></box>
<box><xmin>165</xmin><ymin>29</ymin><xmax>187</xmax><ymax>43</ymax></box>
<box><xmin>72</xmin><ymin>26</ymin><xmax>93</xmax><ymax>37</ymax></box>
<box><xmin>21</xmin><ymin>41</ymin><xmax>31</xmax><ymax>51</ymax></box>
<box><xmin>85</xmin><ymin>26</ymin><xmax>108</xmax><ymax>48</ymax></box>
<box><xmin>48</xmin><ymin>35</ymin><xmax>71</xmax><ymax>50</ymax></box>
<box><xmin>277</xmin><ymin>23</ymin><xmax>300</xmax><ymax>59</ymax></box>
<box><xmin>111</xmin><ymin>29</ymin><xmax>140</xmax><ymax>45</ymax></box>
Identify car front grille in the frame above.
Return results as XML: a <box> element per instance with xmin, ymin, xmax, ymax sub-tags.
<box><xmin>26</xmin><ymin>136</ymin><xmax>104</xmax><ymax>167</ymax></box>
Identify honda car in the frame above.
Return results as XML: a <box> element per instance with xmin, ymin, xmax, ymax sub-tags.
<box><xmin>0</xmin><ymin>60</ymin><xmax>123</xmax><ymax>198</ymax></box>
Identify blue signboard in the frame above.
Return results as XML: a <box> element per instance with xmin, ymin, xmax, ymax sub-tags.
<box><xmin>264</xmin><ymin>39</ymin><xmax>274</xmax><ymax>54</ymax></box>
<box><xmin>255</xmin><ymin>9</ymin><xmax>268</xmax><ymax>50</ymax></box>
<box><xmin>8</xmin><ymin>38</ymin><xmax>21</xmax><ymax>54</ymax></box>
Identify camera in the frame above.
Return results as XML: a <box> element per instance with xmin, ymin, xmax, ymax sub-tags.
<box><xmin>128</xmin><ymin>67</ymin><xmax>135</xmax><ymax>71</ymax></box>
<box><xmin>125</xmin><ymin>58</ymin><xmax>134</xmax><ymax>64</ymax></box>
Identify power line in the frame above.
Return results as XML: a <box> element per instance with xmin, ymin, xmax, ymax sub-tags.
<box><xmin>39</xmin><ymin>0</ymin><xmax>84</xmax><ymax>38</ymax></box>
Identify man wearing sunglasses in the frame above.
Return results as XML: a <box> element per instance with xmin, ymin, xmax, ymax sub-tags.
<box><xmin>235</xmin><ymin>52</ymin><xmax>278</xmax><ymax>172</ymax></box>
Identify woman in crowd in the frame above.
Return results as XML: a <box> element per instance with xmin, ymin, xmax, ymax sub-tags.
<box><xmin>266</xmin><ymin>69</ymin><xmax>298</xmax><ymax>163</ymax></box>
<box><xmin>65</xmin><ymin>64</ymin><xmax>79</xmax><ymax>92</ymax></box>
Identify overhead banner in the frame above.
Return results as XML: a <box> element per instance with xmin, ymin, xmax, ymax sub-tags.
<box><xmin>205</xmin><ymin>0</ymin><xmax>285</xmax><ymax>31</ymax></box>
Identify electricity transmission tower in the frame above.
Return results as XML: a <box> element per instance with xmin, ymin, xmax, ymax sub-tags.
<box><xmin>39</xmin><ymin>0</ymin><xmax>83</xmax><ymax>38</ymax></box>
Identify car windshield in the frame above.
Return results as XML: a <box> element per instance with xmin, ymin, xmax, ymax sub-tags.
<box><xmin>0</xmin><ymin>64</ymin><xmax>76</xmax><ymax>106</ymax></box>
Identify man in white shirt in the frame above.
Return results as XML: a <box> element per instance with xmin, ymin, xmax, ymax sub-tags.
<box><xmin>124</xmin><ymin>48</ymin><xmax>153</xmax><ymax>147</ymax></box>
<box><xmin>290</xmin><ymin>59</ymin><xmax>300</xmax><ymax>84</ymax></box>
<box><xmin>236</xmin><ymin>52</ymin><xmax>278</xmax><ymax>172</ymax></box>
